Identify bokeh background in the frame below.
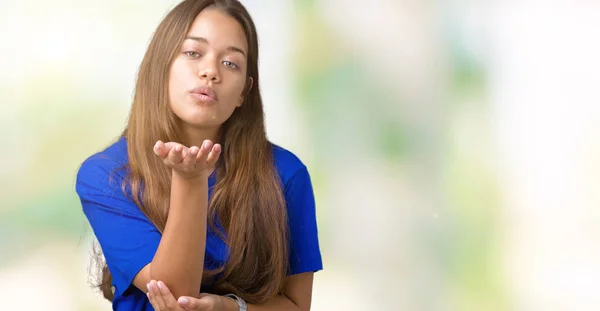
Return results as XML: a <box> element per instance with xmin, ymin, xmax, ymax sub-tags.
<box><xmin>1</xmin><ymin>0</ymin><xmax>599</xmax><ymax>310</ymax></box>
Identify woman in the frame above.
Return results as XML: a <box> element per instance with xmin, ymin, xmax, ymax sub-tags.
<box><xmin>75</xmin><ymin>0</ymin><xmax>322</xmax><ymax>310</ymax></box>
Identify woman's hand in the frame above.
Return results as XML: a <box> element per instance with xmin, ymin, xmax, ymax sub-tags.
<box><xmin>147</xmin><ymin>280</ymin><xmax>237</xmax><ymax>311</ymax></box>
<box><xmin>147</xmin><ymin>280</ymin><xmax>186</xmax><ymax>311</ymax></box>
<box><xmin>153</xmin><ymin>140</ymin><xmax>221</xmax><ymax>180</ymax></box>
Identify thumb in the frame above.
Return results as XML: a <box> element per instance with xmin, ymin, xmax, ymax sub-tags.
<box><xmin>153</xmin><ymin>141</ymin><xmax>167</xmax><ymax>157</ymax></box>
<box><xmin>178</xmin><ymin>296</ymin><xmax>199</xmax><ymax>310</ymax></box>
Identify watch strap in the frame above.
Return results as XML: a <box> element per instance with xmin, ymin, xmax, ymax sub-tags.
<box><xmin>224</xmin><ymin>293</ymin><xmax>248</xmax><ymax>311</ymax></box>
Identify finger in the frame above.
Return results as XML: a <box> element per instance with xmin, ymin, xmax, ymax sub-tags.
<box><xmin>147</xmin><ymin>294</ymin><xmax>159</xmax><ymax>311</ymax></box>
<box><xmin>162</xmin><ymin>142</ymin><xmax>179</xmax><ymax>153</ymax></box>
<box><xmin>182</xmin><ymin>146</ymin><xmax>199</xmax><ymax>168</ymax></box>
<box><xmin>154</xmin><ymin>141</ymin><xmax>168</xmax><ymax>158</ymax></box>
<box><xmin>167</xmin><ymin>144</ymin><xmax>184</xmax><ymax>165</ymax></box>
<box><xmin>205</xmin><ymin>143</ymin><xmax>221</xmax><ymax>167</ymax></box>
<box><xmin>195</xmin><ymin>140</ymin><xmax>213</xmax><ymax>164</ymax></box>
<box><xmin>150</xmin><ymin>280</ymin><xmax>167</xmax><ymax>310</ymax></box>
<box><xmin>146</xmin><ymin>282</ymin><xmax>157</xmax><ymax>310</ymax></box>
<box><xmin>157</xmin><ymin>281</ymin><xmax>179</xmax><ymax>310</ymax></box>
<box><xmin>146</xmin><ymin>283</ymin><xmax>159</xmax><ymax>310</ymax></box>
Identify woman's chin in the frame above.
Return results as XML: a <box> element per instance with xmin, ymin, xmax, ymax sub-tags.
<box><xmin>179</xmin><ymin>114</ymin><xmax>221</xmax><ymax>128</ymax></box>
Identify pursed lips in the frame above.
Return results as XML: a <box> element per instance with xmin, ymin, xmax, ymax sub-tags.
<box><xmin>190</xmin><ymin>86</ymin><xmax>218</xmax><ymax>102</ymax></box>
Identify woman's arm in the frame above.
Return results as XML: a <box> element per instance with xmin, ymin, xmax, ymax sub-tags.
<box><xmin>133</xmin><ymin>141</ymin><xmax>219</xmax><ymax>299</ymax></box>
<box><xmin>147</xmin><ymin>272</ymin><xmax>315</xmax><ymax>311</ymax></box>
<box><xmin>153</xmin><ymin>172</ymin><xmax>208</xmax><ymax>297</ymax></box>
<box><xmin>132</xmin><ymin>172</ymin><xmax>208</xmax><ymax>299</ymax></box>
<box><xmin>245</xmin><ymin>273</ymin><xmax>314</xmax><ymax>311</ymax></box>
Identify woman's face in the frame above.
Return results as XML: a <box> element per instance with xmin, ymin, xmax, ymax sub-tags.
<box><xmin>168</xmin><ymin>7</ymin><xmax>249</xmax><ymax>129</ymax></box>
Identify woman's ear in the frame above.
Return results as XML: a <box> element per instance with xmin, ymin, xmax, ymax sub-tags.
<box><xmin>238</xmin><ymin>77</ymin><xmax>254</xmax><ymax>107</ymax></box>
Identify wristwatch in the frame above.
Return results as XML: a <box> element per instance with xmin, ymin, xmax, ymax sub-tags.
<box><xmin>224</xmin><ymin>293</ymin><xmax>247</xmax><ymax>311</ymax></box>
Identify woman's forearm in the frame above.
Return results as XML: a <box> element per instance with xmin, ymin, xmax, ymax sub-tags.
<box><xmin>245</xmin><ymin>295</ymin><xmax>304</xmax><ymax>311</ymax></box>
<box><xmin>150</xmin><ymin>171</ymin><xmax>208</xmax><ymax>298</ymax></box>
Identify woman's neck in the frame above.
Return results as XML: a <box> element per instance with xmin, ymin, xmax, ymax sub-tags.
<box><xmin>180</xmin><ymin>124</ymin><xmax>221</xmax><ymax>148</ymax></box>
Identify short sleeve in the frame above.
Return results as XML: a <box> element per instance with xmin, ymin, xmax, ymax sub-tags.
<box><xmin>284</xmin><ymin>166</ymin><xmax>323</xmax><ymax>275</ymax></box>
<box><xmin>75</xmin><ymin>156</ymin><xmax>161</xmax><ymax>297</ymax></box>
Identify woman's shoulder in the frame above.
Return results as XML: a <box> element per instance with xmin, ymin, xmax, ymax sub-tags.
<box><xmin>270</xmin><ymin>143</ymin><xmax>310</xmax><ymax>185</ymax></box>
<box><xmin>76</xmin><ymin>136</ymin><xmax>129</xmax><ymax>196</ymax></box>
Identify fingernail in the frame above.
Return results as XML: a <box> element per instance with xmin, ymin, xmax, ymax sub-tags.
<box><xmin>146</xmin><ymin>283</ymin><xmax>151</xmax><ymax>292</ymax></box>
<box><xmin>178</xmin><ymin>297</ymin><xmax>190</xmax><ymax>305</ymax></box>
<box><xmin>203</xmin><ymin>140</ymin><xmax>210</xmax><ymax>148</ymax></box>
<box><xmin>157</xmin><ymin>281</ymin><xmax>164</xmax><ymax>290</ymax></box>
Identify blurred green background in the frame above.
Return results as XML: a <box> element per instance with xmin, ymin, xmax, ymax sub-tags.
<box><xmin>1</xmin><ymin>1</ymin><xmax>599</xmax><ymax>310</ymax></box>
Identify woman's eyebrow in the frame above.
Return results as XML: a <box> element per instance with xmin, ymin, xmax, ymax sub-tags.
<box><xmin>185</xmin><ymin>36</ymin><xmax>246</xmax><ymax>57</ymax></box>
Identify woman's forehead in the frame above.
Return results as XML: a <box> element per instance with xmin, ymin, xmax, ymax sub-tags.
<box><xmin>186</xmin><ymin>7</ymin><xmax>248</xmax><ymax>52</ymax></box>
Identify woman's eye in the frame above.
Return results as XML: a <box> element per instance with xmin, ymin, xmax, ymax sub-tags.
<box><xmin>223</xmin><ymin>60</ymin><xmax>238</xmax><ymax>69</ymax></box>
<box><xmin>184</xmin><ymin>51</ymin><xmax>201</xmax><ymax>58</ymax></box>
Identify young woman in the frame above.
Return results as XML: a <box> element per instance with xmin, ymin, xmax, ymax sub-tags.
<box><xmin>75</xmin><ymin>1</ymin><xmax>322</xmax><ymax>310</ymax></box>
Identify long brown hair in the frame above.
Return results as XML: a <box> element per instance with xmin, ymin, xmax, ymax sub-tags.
<box><xmin>93</xmin><ymin>0</ymin><xmax>288</xmax><ymax>304</ymax></box>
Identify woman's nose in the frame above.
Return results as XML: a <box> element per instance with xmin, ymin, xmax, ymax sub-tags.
<box><xmin>197</xmin><ymin>64</ymin><xmax>219</xmax><ymax>82</ymax></box>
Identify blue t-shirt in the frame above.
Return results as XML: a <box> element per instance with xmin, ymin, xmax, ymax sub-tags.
<box><xmin>75</xmin><ymin>136</ymin><xmax>323</xmax><ymax>311</ymax></box>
